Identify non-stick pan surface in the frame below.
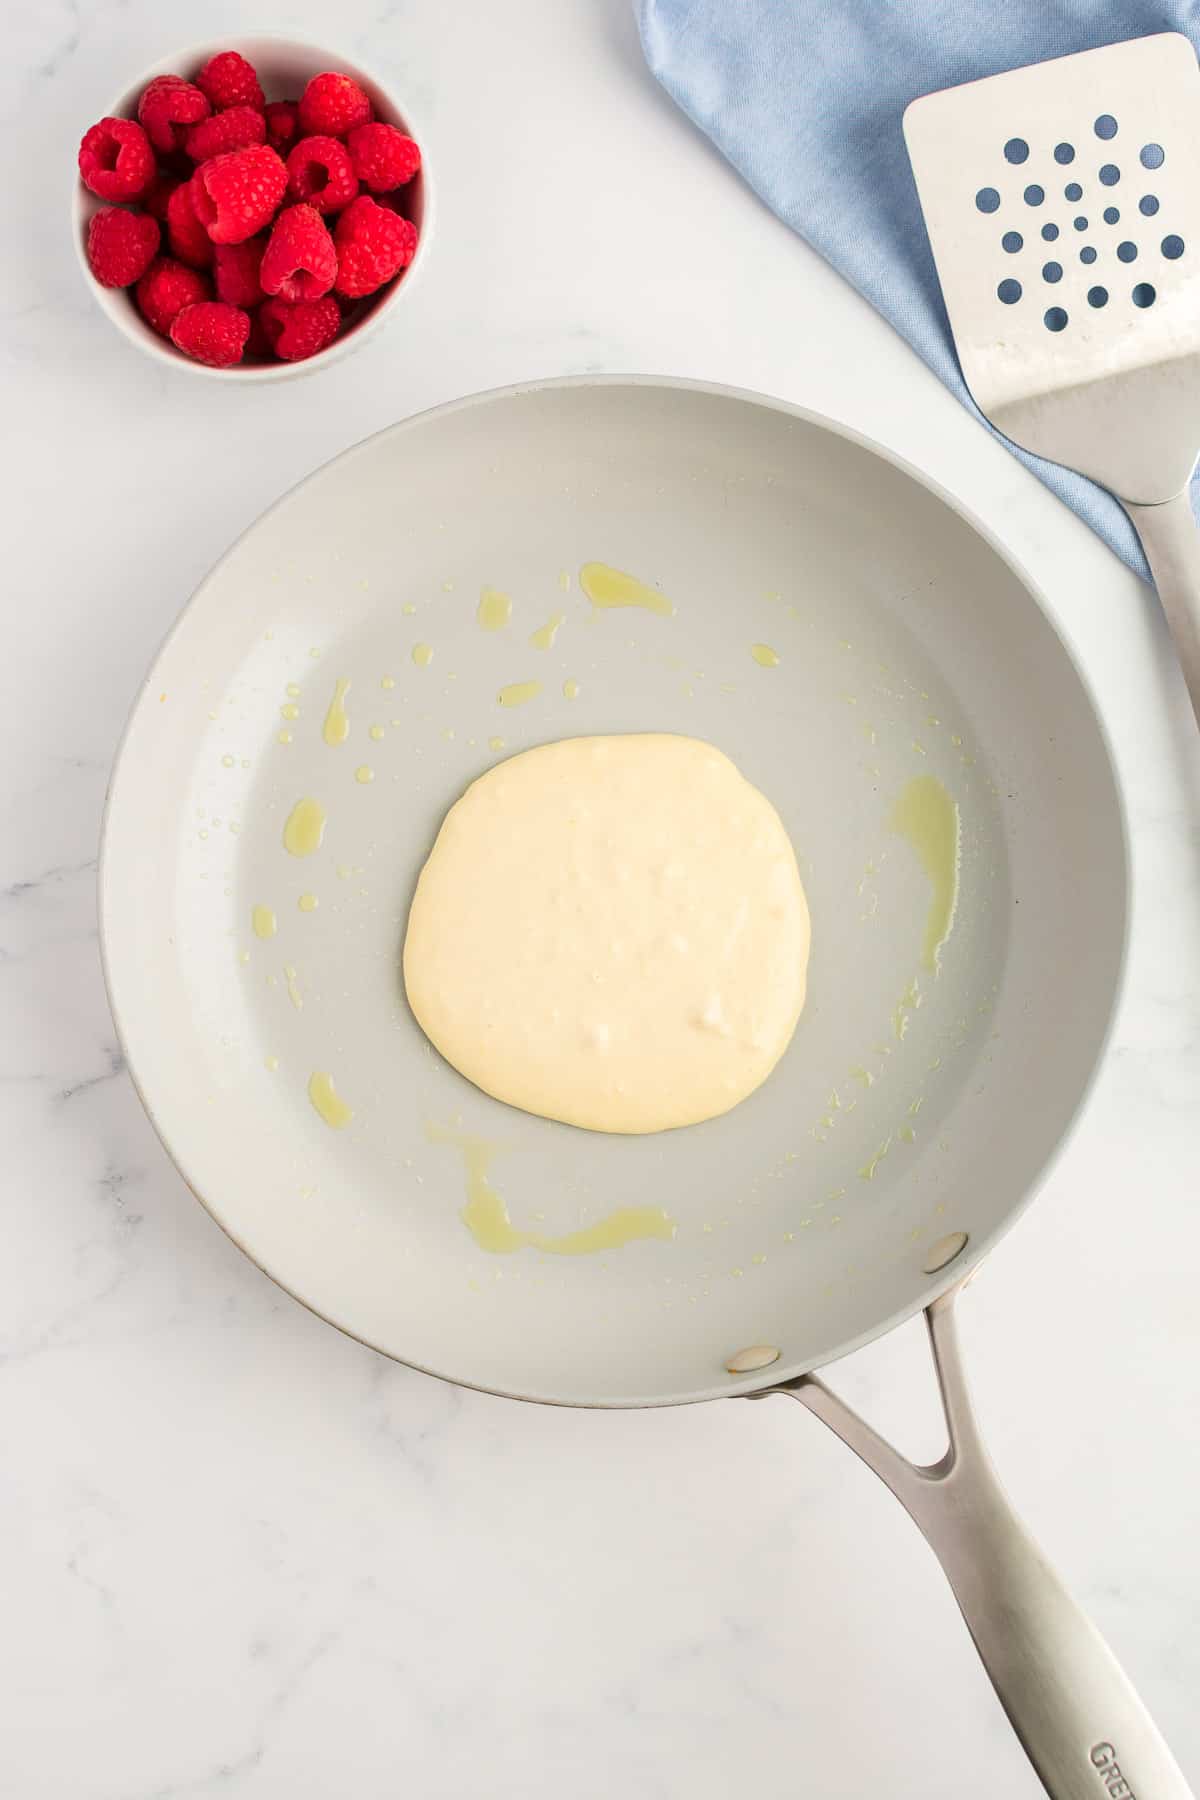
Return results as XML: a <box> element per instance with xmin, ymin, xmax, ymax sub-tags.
<box><xmin>100</xmin><ymin>378</ymin><xmax>1126</xmax><ymax>1406</ymax></box>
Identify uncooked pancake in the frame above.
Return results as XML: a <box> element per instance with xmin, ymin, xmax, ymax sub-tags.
<box><xmin>402</xmin><ymin>735</ymin><xmax>811</xmax><ymax>1133</ymax></box>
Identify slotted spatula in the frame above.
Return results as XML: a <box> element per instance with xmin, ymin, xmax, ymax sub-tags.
<box><xmin>905</xmin><ymin>31</ymin><xmax>1200</xmax><ymax>725</ymax></box>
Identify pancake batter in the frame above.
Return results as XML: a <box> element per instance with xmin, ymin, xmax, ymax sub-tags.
<box><xmin>402</xmin><ymin>735</ymin><xmax>811</xmax><ymax>1133</ymax></box>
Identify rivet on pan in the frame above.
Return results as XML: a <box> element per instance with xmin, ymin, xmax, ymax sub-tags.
<box><xmin>725</xmin><ymin>1344</ymin><xmax>781</xmax><ymax>1375</ymax></box>
<box><xmin>923</xmin><ymin>1231</ymin><xmax>969</xmax><ymax>1274</ymax></box>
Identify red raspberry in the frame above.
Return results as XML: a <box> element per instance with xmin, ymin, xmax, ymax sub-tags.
<box><xmin>137</xmin><ymin>75</ymin><xmax>210</xmax><ymax>154</ymax></box>
<box><xmin>140</xmin><ymin>171</ymin><xmax>178</xmax><ymax>221</ymax></box>
<box><xmin>135</xmin><ymin>257</ymin><xmax>211</xmax><ymax>336</ymax></box>
<box><xmin>347</xmin><ymin>123</ymin><xmax>421</xmax><ymax>193</ymax></box>
<box><xmin>243</xmin><ymin>305</ymin><xmax>273</xmax><ymax>361</ymax></box>
<box><xmin>260</xmin><ymin>203</ymin><xmax>337</xmax><ymax>301</ymax></box>
<box><xmin>190</xmin><ymin>145</ymin><xmax>287</xmax><ymax>244</ymax></box>
<box><xmin>167</xmin><ymin>180</ymin><xmax>214</xmax><ymax>267</ymax></box>
<box><xmin>169</xmin><ymin>300</ymin><xmax>250</xmax><ymax>367</ymax></box>
<box><xmin>85</xmin><ymin>207</ymin><xmax>160</xmax><ymax>288</ymax></box>
<box><xmin>285</xmin><ymin>135</ymin><xmax>358</xmax><ymax>214</ymax></box>
<box><xmin>264</xmin><ymin>101</ymin><xmax>300</xmax><ymax>155</ymax></box>
<box><xmin>333</xmin><ymin>195</ymin><xmax>417</xmax><ymax>297</ymax></box>
<box><xmin>78</xmin><ymin>117</ymin><xmax>156</xmax><ymax>202</ymax></box>
<box><xmin>185</xmin><ymin>105</ymin><xmax>266</xmax><ymax>163</ymax></box>
<box><xmin>298</xmin><ymin>71</ymin><xmax>372</xmax><ymax>138</ymax></box>
<box><xmin>260</xmin><ymin>295</ymin><xmax>341</xmax><ymax>362</ymax></box>
<box><xmin>213</xmin><ymin>237</ymin><xmax>266</xmax><ymax>307</ymax></box>
<box><xmin>195</xmin><ymin>51</ymin><xmax>265</xmax><ymax>113</ymax></box>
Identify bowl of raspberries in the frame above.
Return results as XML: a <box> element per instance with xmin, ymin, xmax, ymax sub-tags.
<box><xmin>74</xmin><ymin>37</ymin><xmax>428</xmax><ymax>375</ymax></box>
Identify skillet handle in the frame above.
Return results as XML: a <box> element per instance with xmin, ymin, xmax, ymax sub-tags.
<box><xmin>1125</xmin><ymin>489</ymin><xmax>1200</xmax><ymax>729</ymax></box>
<box><xmin>769</xmin><ymin>1284</ymin><xmax>1194</xmax><ymax>1800</ymax></box>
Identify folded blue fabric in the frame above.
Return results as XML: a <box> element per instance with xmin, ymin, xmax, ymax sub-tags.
<box><xmin>638</xmin><ymin>0</ymin><xmax>1200</xmax><ymax>578</ymax></box>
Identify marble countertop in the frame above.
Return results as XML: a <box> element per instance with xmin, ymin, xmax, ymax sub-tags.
<box><xmin>5</xmin><ymin>2</ymin><xmax>1198</xmax><ymax>1795</ymax></box>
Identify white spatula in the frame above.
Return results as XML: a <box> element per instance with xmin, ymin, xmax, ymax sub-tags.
<box><xmin>905</xmin><ymin>31</ymin><xmax>1200</xmax><ymax>725</ymax></box>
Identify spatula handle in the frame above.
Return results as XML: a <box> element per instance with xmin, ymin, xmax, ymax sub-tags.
<box><xmin>1125</xmin><ymin>489</ymin><xmax>1200</xmax><ymax>729</ymax></box>
<box><xmin>769</xmin><ymin>1284</ymin><xmax>1194</xmax><ymax>1800</ymax></box>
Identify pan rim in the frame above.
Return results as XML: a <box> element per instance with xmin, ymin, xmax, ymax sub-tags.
<box><xmin>98</xmin><ymin>372</ymin><xmax>1131</xmax><ymax>1409</ymax></box>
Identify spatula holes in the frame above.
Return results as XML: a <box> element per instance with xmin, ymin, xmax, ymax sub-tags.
<box><xmin>1087</xmin><ymin>285</ymin><xmax>1108</xmax><ymax>307</ymax></box>
<box><xmin>1041</xmin><ymin>223</ymin><xmax>1059</xmax><ymax>242</ymax></box>
<box><xmin>1073</xmin><ymin>215</ymin><xmax>1088</xmax><ymax>231</ymax></box>
<box><xmin>1023</xmin><ymin>183</ymin><xmax>1044</xmax><ymax>207</ymax></box>
<box><xmin>1004</xmin><ymin>137</ymin><xmax>1029</xmax><ymax>164</ymax></box>
<box><xmin>1044</xmin><ymin>306</ymin><xmax>1068</xmax><ymax>331</ymax></box>
<box><xmin>997</xmin><ymin>278</ymin><xmax>1022</xmax><ymax>304</ymax></box>
<box><xmin>1080</xmin><ymin>246</ymin><xmax>1098</xmax><ymax>264</ymax></box>
<box><xmin>1001</xmin><ymin>230</ymin><xmax>1023</xmax><ymax>253</ymax></box>
<box><xmin>1162</xmin><ymin>234</ymin><xmax>1185</xmax><ymax>260</ymax></box>
<box><xmin>1140</xmin><ymin>143</ymin><xmax>1164</xmax><ymax>169</ymax></box>
<box><xmin>1053</xmin><ymin>142</ymin><xmax>1075</xmax><ymax>164</ymax></box>
<box><xmin>976</xmin><ymin>186</ymin><xmax>1001</xmax><ymax>214</ymax></box>
<box><xmin>1103</xmin><ymin>206</ymin><xmax>1120</xmax><ymax>224</ymax></box>
<box><xmin>1041</xmin><ymin>261</ymin><xmax>1063</xmax><ymax>283</ymax></box>
<box><xmin>1116</xmin><ymin>240</ymin><xmax>1138</xmax><ymax>263</ymax></box>
<box><xmin>1132</xmin><ymin>282</ymin><xmax>1156</xmax><ymax>307</ymax></box>
<box><xmin>923</xmin><ymin>1231</ymin><xmax>968</xmax><ymax>1275</ymax></box>
<box><xmin>1094</xmin><ymin>114</ymin><xmax>1118</xmax><ymax>140</ymax></box>
<box><xmin>1139</xmin><ymin>194</ymin><xmax>1159</xmax><ymax>216</ymax></box>
<box><xmin>1099</xmin><ymin>163</ymin><xmax>1120</xmax><ymax>186</ymax></box>
<box><xmin>1064</xmin><ymin>182</ymin><xmax>1083</xmax><ymax>202</ymax></box>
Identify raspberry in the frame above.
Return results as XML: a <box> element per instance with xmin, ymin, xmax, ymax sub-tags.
<box><xmin>140</xmin><ymin>171</ymin><xmax>178</xmax><ymax>221</ymax></box>
<box><xmin>333</xmin><ymin>195</ymin><xmax>417</xmax><ymax>297</ymax></box>
<box><xmin>298</xmin><ymin>71</ymin><xmax>373</xmax><ymax>138</ymax></box>
<box><xmin>138</xmin><ymin>75</ymin><xmax>210</xmax><ymax>154</ymax></box>
<box><xmin>169</xmin><ymin>300</ymin><xmax>250</xmax><ymax>367</ymax></box>
<box><xmin>185</xmin><ymin>105</ymin><xmax>266</xmax><ymax>163</ymax></box>
<box><xmin>264</xmin><ymin>101</ymin><xmax>300</xmax><ymax>155</ymax></box>
<box><xmin>78</xmin><ymin>117</ymin><xmax>155</xmax><ymax>202</ymax></box>
<box><xmin>190</xmin><ymin>145</ymin><xmax>287</xmax><ymax>244</ymax></box>
<box><xmin>135</xmin><ymin>256</ymin><xmax>211</xmax><ymax>336</ymax></box>
<box><xmin>167</xmin><ymin>180</ymin><xmax>213</xmax><ymax>267</ymax></box>
<box><xmin>260</xmin><ymin>295</ymin><xmax>341</xmax><ymax>362</ymax></box>
<box><xmin>243</xmin><ymin>305</ymin><xmax>273</xmax><ymax>361</ymax></box>
<box><xmin>195</xmin><ymin>51</ymin><xmax>265</xmax><ymax>113</ymax></box>
<box><xmin>213</xmin><ymin>237</ymin><xmax>266</xmax><ymax>307</ymax></box>
<box><xmin>260</xmin><ymin>203</ymin><xmax>337</xmax><ymax>301</ymax></box>
<box><xmin>285</xmin><ymin>135</ymin><xmax>358</xmax><ymax>214</ymax></box>
<box><xmin>347</xmin><ymin>123</ymin><xmax>421</xmax><ymax>193</ymax></box>
<box><xmin>85</xmin><ymin>207</ymin><xmax>160</xmax><ymax>288</ymax></box>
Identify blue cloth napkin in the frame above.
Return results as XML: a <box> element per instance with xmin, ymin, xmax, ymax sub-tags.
<box><xmin>638</xmin><ymin>0</ymin><xmax>1200</xmax><ymax>579</ymax></box>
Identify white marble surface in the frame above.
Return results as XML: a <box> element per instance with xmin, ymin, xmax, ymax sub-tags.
<box><xmin>4</xmin><ymin>2</ymin><xmax>1198</xmax><ymax>1795</ymax></box>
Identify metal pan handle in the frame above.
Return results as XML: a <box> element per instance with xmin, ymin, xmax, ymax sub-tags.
<box><xmin>767</xmin><ymin>1283</ymin><xmax>1194</xmax><ymax>1800</ymax></box>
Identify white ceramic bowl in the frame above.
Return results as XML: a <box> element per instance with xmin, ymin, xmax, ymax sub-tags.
<box><xmin>72</xmin><ymin>35</ymin><xmax>432</xmax><ymax>381</ymax></box>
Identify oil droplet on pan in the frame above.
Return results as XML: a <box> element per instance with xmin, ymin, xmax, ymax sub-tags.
<box><xmin>530</xmin><ymin>612</ymin><xmax>565</xmax><ymax>650</ymax></box>
<box><xmin>251</xmin><ymin>904</ymin><xmax>277</xmax><ymax>940</ymax></box>
<box><xmin>322</xmin><ymin>677</ymin><xmax>351</xmax><ymax>746</ymax></box>
<box><xmin>750</xmin><ymin>643</ymin><xmax>781</xmax><ymax>668</ymax></box>
<box><xmin>309</xmin><ymin>1071</ymin><xmax>353</xmax><ymax>1129</ymax></box>
<box><xmin>283</xmin><ymin>797</ymin><xmax>326</xmax><ymax>856</ymax></box>
<box><xmin>579</xmin><ymin>562</ymin><xmax>674</xmax><ymax>616</ymax></box>
<box><xmin>890</xmin><ymin>775</ymin><xmax>961</xmax><ymax>972</ymax></box>
<box><xmin>298</xmin><ymin>893</ymin><xmax>318</xmax><ymax>913</ymax></box>
<box><xmin>412</xmin><ymin>643</ymin><xmax>434</xmax><ymax>668</ymax></box>
<box><xmin>477</xmin><ymin>588</ymin><xmax>512</xmax><ymax>630</ymax></box>
<box><xmin>497</xmin><ymin>680</ymin><xmax>541</xmax><ymax>708</ymax></box>
<box><xmin>355</xmin><ymin>765</ymin><xmax>375</xmax><ymax>784</ymax></box>
<box><xmin>562</xmin><ymin>678</ymin><xmax>580</xmax><ymax>700</ymax></box>
<box><xmin>427</xmin><ymin>1124</ymin><xmax>675</xmax><ymax>1254</ymax></box>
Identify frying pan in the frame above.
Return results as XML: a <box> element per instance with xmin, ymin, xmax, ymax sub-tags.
<box><xmin>100</xmin><ymin>378</ymin><xmax>1188</xmax><ymax>1798</ymax></box>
